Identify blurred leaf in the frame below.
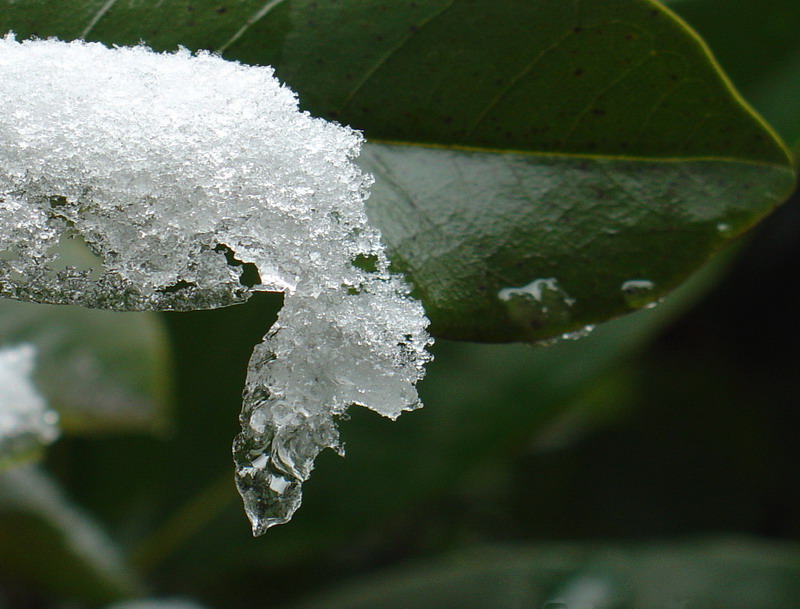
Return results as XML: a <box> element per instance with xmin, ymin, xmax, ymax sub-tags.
<box><xmin>107</xmin><ymin>600</ymin><xmax>207</xmax><ymax>609</ymax></box>
<box><xmin>0</xmin><ymin>465</ymin><xmax>140</xmax><ymax>604</ymax></box>
<box><xmin>0</xmin><ymin>0</ymin><xmax>792</xmax><ymax>341</ymax></box>
<box><xmin>664</xmin><ymin>0</ymin><xmax>800</xmax><ymax>147</ymax></box>
<box><xmin>0</xmin><ymin>298</ymin><xmax>172</xmax><ymax>434</ymax></box>
<box><xmin>287</xmin><ymin>537</ymin><xmax>800</xmax><ymax>609</ymax></box>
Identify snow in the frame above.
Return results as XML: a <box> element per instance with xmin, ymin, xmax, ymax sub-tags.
<box><xmin>0</xmin><ymin>36</ymin><xmax>431</xmax><ymax>532</ymax></box>
<box><xmin>0</xmin><ymin>344</ymin><xmax>59</xmax><ymax>463</ymax></box>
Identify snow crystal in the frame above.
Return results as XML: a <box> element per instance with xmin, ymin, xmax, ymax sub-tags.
<box><xmin>0</xmin><ymin>36</ymin><xmax>431</xmax><ymax>532</ymax></box>
<box><xmin>0</xmin><ymin>344</ymin><xmax>59</xmax><ymax>463</ymax></box>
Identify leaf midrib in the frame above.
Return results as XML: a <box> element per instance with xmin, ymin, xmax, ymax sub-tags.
<box><xmin>366</xmin><ymin>139</ymin><xmax>794</xmax><ymax>172</ymax></box>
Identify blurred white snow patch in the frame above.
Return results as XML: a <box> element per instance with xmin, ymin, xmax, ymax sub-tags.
<box><xmin>0</xmin><ymin>344</ymin><xmax>59</xmax><ymax>463</ymax></box>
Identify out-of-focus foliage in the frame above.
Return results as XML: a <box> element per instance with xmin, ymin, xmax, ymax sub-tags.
<box><xmin>0</xmin><ymin>298</ymin><xmax>171</xmax><ymax>435</ymax></box>
<box><xmin>288</xmin><ymin>538</ymin><xmax>800</xmax><ymax>609</ymax></box>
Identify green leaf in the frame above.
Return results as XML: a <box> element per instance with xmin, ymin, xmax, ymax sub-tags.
<box><xmin>0</xmin><ymin>298</ymin><xmax>172</xmax><ymax>434</ymax></box>
<box><xmin>0</xmin><ymin>0</ymin><xmax>793</xmax><ymax>341</ymax></box>
<box><xmin>0</xmin><ymin>465</ymin><xmax>140</xmax><ymax>604</ymax></box>
<box><xmin>287</xmin><ymin>537</ymin><xmax>800</xmax><ymax>609</ymax></box>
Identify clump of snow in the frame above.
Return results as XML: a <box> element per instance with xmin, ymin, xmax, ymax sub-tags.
<box><xmin>0</xmin><ymin>344</ymin><xmax>59</xmax><ymax>464</ymax></box>
<box><xmin>0</xmin><ymin>36</ymin><xmax>431</xmax><ymax>532</ymax></box>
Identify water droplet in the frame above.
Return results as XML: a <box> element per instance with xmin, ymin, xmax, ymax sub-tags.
<box><xmin>498</xmin><ymin>278</ymin><xmax>575</xmax><ymax>336</ymax></box>
<box><xmin>621</xmin><ymin>279</ymin><xmax>656</xmax><ymax>309</ymax></box>
<box><xmin>716</xmin><ymin>222</ymin><xmax>732</xmax><ymax>236</ymax></box>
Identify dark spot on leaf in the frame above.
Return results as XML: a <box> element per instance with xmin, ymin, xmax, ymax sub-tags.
<box><xmin>651</xmin><ymin>9</ymin><xmax>660</xmax><ymax>16</ymax></box>
<box><xmin>409</xmin><ymin>24</ymin><xmax>419</xmax><ymax>33</ymax></box>
<box><xmin>671</xmin><ymin>73</ymin><xmax>679</xmax><ymax>81</ymax></box>
<box><xmin>573</xmin><ymin>26</ymin><xmax>583</xmax><ymax>34</ymax></box>
<box><xmin>591</xmin><ymin>108</ymin><xmax>606</xmax><ymax>116</ymax></box>
<box><xmin>625</xmin><ymin>33</ymin><xmax>636</xmax><ymax>41</ymax></box>
<box><xmin>186</xmin><ymin>5</ymin><xmax>194</xmax><ymax>11</ymax></box>
<box><xmin>375</xmin><ymin>35</ymin><xmax>384</xmax><ymax>42</ymax></box>
<box><xmin>329</xmin><ymin>111</ymin><xmax>339</xmax><ymax>118</ymax></box>
<box><xmin>573</xmin><ymin>68</ymin><xmax>584</xmax><ymax>77</ymax></box>
<box><xmin>443</xmin><ymin>115</ymin><xmax>453</xmax><ymax>124</ymax></box>
<box><xmin>216</xmin><ymin>6</ymin><xmax>227</xmax><ymax>14</ymax></box>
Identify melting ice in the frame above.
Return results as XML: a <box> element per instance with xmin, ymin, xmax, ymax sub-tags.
<box><xmin>0</xmin><ymin>36</ymin><xmax>431</xmax><ymax>533</ymax></box>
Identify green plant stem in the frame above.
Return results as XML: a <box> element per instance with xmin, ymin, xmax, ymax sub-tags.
<box><xmin>130</xmin><ymin>472</ymin><xmax>237</xmax><ymax>575</ymax></box>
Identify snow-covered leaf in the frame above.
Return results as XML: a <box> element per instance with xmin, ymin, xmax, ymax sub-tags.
<box><xmin>0</xmin><ymin>37</ymin><xmax>431</xmax><ymax>532</ymax></box>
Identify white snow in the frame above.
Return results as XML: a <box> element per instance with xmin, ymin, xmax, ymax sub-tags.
<box><xmin>0</xmin><ymin>36</ymin><xmax>431</xmax><ymax>532</ymax></box>
<box><xmin>0</xmin><ymin>344</ymin><xmax>59</xmax><ymax>462</ymax></box>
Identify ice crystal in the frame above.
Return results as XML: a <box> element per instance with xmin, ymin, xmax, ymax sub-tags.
<box><xmin>0</xmin><ymin>344</ymin><xmax>59</xmax><ymax>463</ymax></box>
<box><xmin>0</xmin><ymin>36</ymin><xmax>431</xmax><ymax>532</ymax></box>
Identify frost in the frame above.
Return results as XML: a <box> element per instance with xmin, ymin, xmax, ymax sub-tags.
<box><xmin>0</xmin><ymin>36</ymin><xmax>431</xmax><ymax>532</ymax></box>
<box><xmin>0</xmin><ymin>344</ymin><xmax>59</xmax><ymax>464</ymax></box>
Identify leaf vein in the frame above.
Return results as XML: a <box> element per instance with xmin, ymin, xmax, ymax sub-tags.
<box><xmin>81</xmin><ymin>0</ymin><xmax>119</xmax><ymax>39</ymax></box>
<box><xmin>337</xmin><ymin>0</ymin><xmax>457</xmax><ymax>115</ymax></box>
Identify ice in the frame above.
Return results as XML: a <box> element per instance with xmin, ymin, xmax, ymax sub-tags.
<box><xmin>0</xmin><ymin>344</ymin><xmax>59</xmax><ymax>464</ymax></box>
<box><xmin>0</xmin><ymin>36</ymin><xmax>431</xmax><ymax>532</ymax></box>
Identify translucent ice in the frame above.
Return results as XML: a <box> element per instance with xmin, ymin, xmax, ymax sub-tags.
<box><xmin>0</xmin><ymin>344</ymin><xmax>59</xmax><ymax>465</ymax></box>
<box><xmin>0</xmin><ymin>36</ymin><xmax>431</xmax><ymax>532</ymax></box>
